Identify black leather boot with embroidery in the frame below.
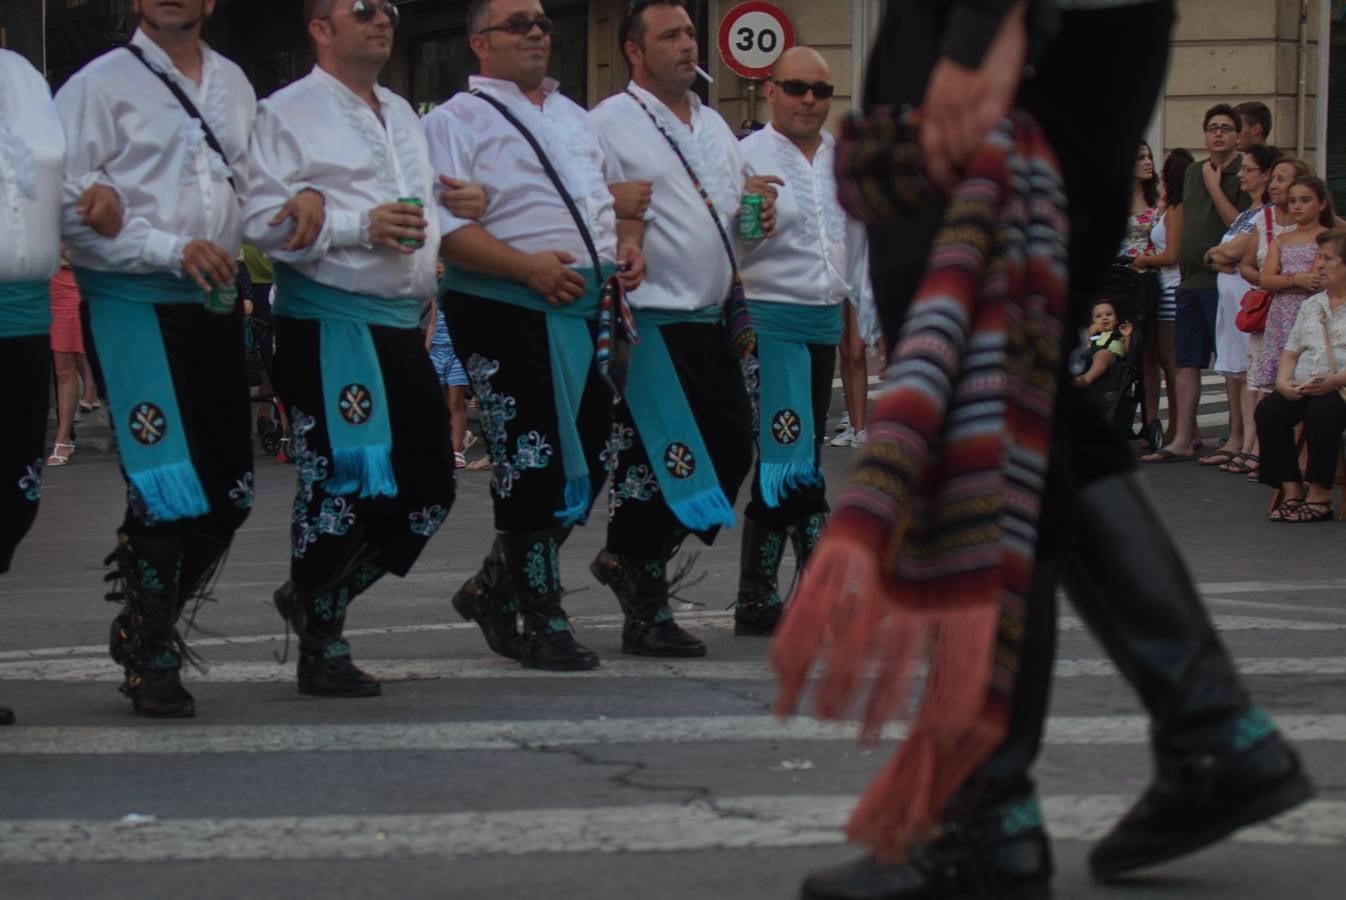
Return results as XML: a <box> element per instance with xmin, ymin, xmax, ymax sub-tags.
<box><xmin>504</xmin><ymin>530</ymin><xmax>599</xmax><ymax>671</ymax></box>
<box><xmin>800</xmin><ymin>797</ymin><xmax>1054</xmax><ymax>900</ymax></box>
<box><xmin>105</xmin><ymin>532</ymin><xmax>196</xmax><ymax>718</ymax></box>
<box><xmin>734</xmin><ymin>517</ymin><xmax>789</xmax><ymax>636</ymax></box>
<box><xmin>590</xmin><ymin>548</ymin><xmax>706</xmax><ymax>657</ymax></box>
<box><xmin>452</xmin><ymin>535</ymin><xmax>522</xmax><ymax>661</ymax></box>
<box><xmin>274</xmin><ymin>559</ymin><xmax>384</xmax><ymax>698</ymax></box>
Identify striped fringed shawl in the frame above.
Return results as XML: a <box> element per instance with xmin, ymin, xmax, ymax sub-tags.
<box><xmin>771</xmin><ymin>112</ymin><xmax>1068</xmax><ymax>859</ymax></box>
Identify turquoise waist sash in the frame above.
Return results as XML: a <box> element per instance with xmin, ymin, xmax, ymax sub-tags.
<box><xmin>0</xmin><ymin>280</ymin><xmax>52</xmax><ymax>339</ymax></box>
<box><xmin>621</xmin><ymin>305</ymin><xmax>736</xmax><ymax>532</ymax></box>
<box><xmin>73</xmin><ymin>268</ymin><xmax>210</xmax><ymax>522</ymax></box>
<box><xmin>445</xmin><ymin>265</ymin><xmax>613</xmax><ymax>526</ymax></box>
<box><xmin>747</xmin><ymin>301</ymin><xmax>844</xmax><ymax>507</ymax></box>
<box><xmin>273</xmin><ymin>264</ymin><xmax>423</xmax><ymax>499</ymax></box>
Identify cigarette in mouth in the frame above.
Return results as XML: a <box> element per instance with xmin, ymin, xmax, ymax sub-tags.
<box><xmin>694</xmin><ymin>64</ymin><xmax>714</xmax><ymax>83</ymax></box>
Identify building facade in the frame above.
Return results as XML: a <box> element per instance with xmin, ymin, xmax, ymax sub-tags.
<box><xmin>6</xmin><ymin>1</ymin><xmax>1344</xmax><ymax>193</ymax></box>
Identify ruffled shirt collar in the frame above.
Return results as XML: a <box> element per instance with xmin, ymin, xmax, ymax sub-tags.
<box><xmin>310</xmin><ymin>65</ymin><xmax>422</xmax><ymax>199</ymax></box>
<box><xmin>626</xmin><ymin>81</ymin><xmax>738</xmax><ymax>217</ymax></box>
<box><xmin>761</xmin><ymin>123</ymin><xmax>845</xmax><ymax>245</ymax></box>
<box><xmin>129</xmin><ymin>29</ymin><xmax>235</xmax><ymax>186</ymax></box>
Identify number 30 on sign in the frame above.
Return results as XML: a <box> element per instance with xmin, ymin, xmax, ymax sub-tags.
<box><xmin>717</xmin><ymin>1</ymin><xmax>796</xmax><ymax>81</ymax></box>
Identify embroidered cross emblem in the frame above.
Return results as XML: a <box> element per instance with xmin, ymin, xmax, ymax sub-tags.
<box><xmin>129</xmin><ymin>402</ymin><xmax>167</xmax><ymax>446</ymax></box>
<box><xmin>664</xmin><ymin>442</ymin><xmax>696</xmax><ymax>479</ymax></box>
<box><xmin>338</xmin><ymin>383</ymin><xmax>373</xmax><ymax>425</ymax></box>
<box><xmin>771</xmin><ymin>409</ymin><xmax>802</xmax><ymax>445</ymax></box>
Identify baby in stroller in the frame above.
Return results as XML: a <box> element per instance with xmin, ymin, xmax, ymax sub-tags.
<box><xmin>1075</xmin><ymin>299</ymin><xmax>1133</xmax><ymax>390</ymax></box>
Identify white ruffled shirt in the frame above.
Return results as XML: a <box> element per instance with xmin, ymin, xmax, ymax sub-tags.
<box><xmin>423</xmin><ymin>76</ymin><xmax>620</xmax><ymax>268</ymax></box>
<box><xmin>243</xmin><ymin>66</ymin><xmax>440</xmax><ymax>301</ymax></box>
<box><xmin>54</xmin><ymin>29</ymin><xmax>254</xmax><ymax>275</ymax></box>
<box><xmin>0</xmin><ymin>50</ymin><xmax>63</xmax><ymax>282</ymax></box>
<box><xmin>737</xmin><ymin>124</ymin><xmax>870</xmax><ymax>307</ymax></box>
<box><xmin>590</xmin><ymin>82</ymin><xmax>744</xmax><ymax>312</ymax></box>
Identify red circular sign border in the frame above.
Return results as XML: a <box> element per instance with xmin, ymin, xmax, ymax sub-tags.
<box><xmin>716</xmin><ymin>1</ymin><xmax>796</xmax><ymax>81</ymax></box>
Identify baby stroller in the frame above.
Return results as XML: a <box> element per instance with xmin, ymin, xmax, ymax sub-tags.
<box><xmin>1095</xmin><ymin>262</ymin><xmax>1157</xmax><ymax>442</ymax></box>
<box><xmin>237</xmin><ymin>265</ymin><xmax>291</xmax><ymax>461</ymax></box>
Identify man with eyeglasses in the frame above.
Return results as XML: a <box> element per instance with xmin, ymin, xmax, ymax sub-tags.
<box><xmin>730</xmin><ymin>46</ymin><xmax>870</xmax><ymax>638</ymax></box>
<box><xmin>1142</xmin><ymin>103</ymin><xmax>1250</xmax><ymax>464</ymax></box>
<box><xmin>582</xmin><ymin>0</ymin><xmax>761</xmax><ymax>658</ymax></box>
<box><xmin>54</xmin><ymin>0</ymin><xmax>257</xmax><ymax>719</ymax></box>
<box><xmin>240</xmin><ymin>0</ymin><xmax>475</xmax><ymax>698</ymax></box>
<box><xmin>424</xmin><ymin>0</ymin><xmax>647</xmax><ymax>671</ymax></box>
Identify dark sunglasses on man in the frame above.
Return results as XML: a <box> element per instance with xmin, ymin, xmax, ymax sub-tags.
<box><xmin>328</xmin><ymin>0</ymin><xmax>400</xmax><ymax>27</ymax></box>
<box><xmin>477</xmin><ymin>13</ymin><xmax>554</xmax><ymax>36</ymax></box>
<box><xmin>773</xmin><ymin>79</ymin><xmax>835</xmax><ymax>100</ymax></box>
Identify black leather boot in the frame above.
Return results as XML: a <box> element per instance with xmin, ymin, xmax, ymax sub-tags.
<box><xmin>1063</xmin><ymin>473</ymin><xmax>1313</xmax><ymax>878</ymax></box>
<box><xmin>590</xmin><ymin>549</ymin><xmax>706</xmax><ymax>657</ymax></box>
<box><xmin>274</xmin><ymin>564</ymin><xmax>383</xmax><ymax>698</ymax></box>
<box><xmin>734</xmin><ymin>517</ymin><xmax>789</xmax><ymax>636</ymax></box>
<box><xmin>800</xmin><ymin>797</ymin><xmax>1054</xmax><ymax>900</ymax></box>
<box><xmin>789</xmin><ymin>511</ymin><xmax>828</xmax><ymax>571</ymax></box>
<box><xmin>452</xmin><ymin>536</ymin><xmax>522</xmax><ymax>661</ymax></box>
<box><xmin>105</xmin><ymin>532</ymin><xmax>196</xmax><ymax>718</ymax></box>
<box><xmin>504</xmin><ymin>530</ymin><xmax>599</xmax><ymax>671</ymax></box>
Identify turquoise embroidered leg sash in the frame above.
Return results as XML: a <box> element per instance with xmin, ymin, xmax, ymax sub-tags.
<box><xmin>73</xmin><ymin>268</ymin><xmax>211</xmax><ymax>521</ymax></box>
<box><xmin>748</xmin><ymin>301</ymin><xmax>844</xmax><ymax>507</ymax></box>
<box><xmin>622</xmin><ymin>308</ymin><xmax>736</xmax><ymax>532</ymax></box>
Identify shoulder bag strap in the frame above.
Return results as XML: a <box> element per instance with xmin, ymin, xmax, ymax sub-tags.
<box><xmin>470</xmin><ymin>89</ymin><xmax>604</xmax><ymax>278</ymax></box>
<box><xmin>624</xmin><ymin>90</ymin><xmax>740</xmax><ymax>278</ymax></box>
<box><xmin>124</xmin><ymin>44</ymin><xmax>235</xmax><ymax>191</ymax></box>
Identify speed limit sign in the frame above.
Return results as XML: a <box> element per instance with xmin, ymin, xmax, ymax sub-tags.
<box><xmin>717</xmin><ymin>1</ymin><xmax>795</xmax><ymax>81</ymax></box>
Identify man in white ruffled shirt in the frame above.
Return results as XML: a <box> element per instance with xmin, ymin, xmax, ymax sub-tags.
<box><xmin>0</xmin><ymin>48</ymin><xmax>118</xmax><ymax>726</ymax></box>
<box><xmin>425</xmin><ymin>0</ymin><xmax>647</xmax><ymax>672</ymax></box>
<box><xmin>732</xmin><ymin>46</ymin><xmax>872</xmax><ymax>638</ymax></box>
<box><xmin>585</xmin><ymin>0</ymin><xmax>764</xmax><ymax>659</ymax></box>
<box><xmin>54</xmin><ymin>0</ymin><xmax>256</xmax><ymax>720</ymax></box>
<box><xmin>242</xmin><ymin>0</ymin><xmax>480</xmax><ymax>699</ymax></box>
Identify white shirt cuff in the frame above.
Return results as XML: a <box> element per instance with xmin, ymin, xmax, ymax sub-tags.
<box><xmin>328</xmin><ymin>209</ymin><xmax>368</xmax><ymax>249</ymax></box>
<box><xmin>143</xmin><ymin>230</ymin><xmax>187</xmax><ymax>274</ymax></box>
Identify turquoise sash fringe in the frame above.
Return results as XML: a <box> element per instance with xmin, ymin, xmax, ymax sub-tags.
<box><xmin>273</xmin><ymin>265</ymin><xmax>421</xmax><ymax>500</ymax></box>
<box><xmin>445</xmin><ymin>265</ymin><xmax>614</xmax><ymax>526</ymax></box>
<box><xmin>623</xmin><ymin>307</ymin><xmax>736</xmax><ymax>531</ymax></box>
<box><xmin>73</xmin><ymin>268</ymin><xmax>210</xmax><ymax>522</ymax></box>
<box><xmin>748</xmin><ymin>301</ymin><xmax>844</xmax><ymax>507</ymax></box>
<box><xmin>0</xmin><ymin>280</ymin><xmax>52</xmax><ymax>338</ymax></box>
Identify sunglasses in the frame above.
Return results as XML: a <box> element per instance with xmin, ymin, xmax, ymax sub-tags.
<box><xmin>328</xmin><ymin>0</ymin><xmax>400</xmax><ymax>26</ymax></box>
<box><xmin>478</xmin><ymin>13</ymin><xmax>554</xmax><ymax>36</ymax></box>
<box><xmin>773</xmin><ymin>79</ymin><xmax>835</xmax><ymax>100</ymax></box>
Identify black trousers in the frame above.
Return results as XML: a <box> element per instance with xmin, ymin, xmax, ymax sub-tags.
<box><xmin>865</xmin><ymin>1</ymin><xmax>1177</xmax><ymax>806</ymax></box>
<box><xmin>744</xmin><ymin>342</ymin><xmax>835</xmax><ymax>528</ymax></box>
<box><xmin>272</xmin><ymin>316</ymin><xmax>456</xmax><ymax>584</ymax></box>
<box><xmin>106</xmin><ymin>303</ymin><xmax>254</xmax><ymax>550</ymax></box>
<box><xmin>444</xmin><ymin>291</ymin><xmax>612</xmax><ymax>533</ymax></box>
<box><xmin>605</xmin><ymin>319</ymin><xmax>755</xmax><ymax>559</ymax></box>
<box><xmin>0</xmin><ymin>335</ymin><xmax>50</xmax><ymax>574</ymax></box>
<box><xmin>1256</xmin><ymin>391</ymin><xmax>1346</xmax><ymax>489</ymax></box>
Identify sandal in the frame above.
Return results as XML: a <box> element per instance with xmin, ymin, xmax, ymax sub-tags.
<box><xmin>46</xmin><ymin>442</ymin><xmax>74</xmax><ymax>467</ymax></box>
<box><xmin>1199</xmin><ymin>448</ymin><xmax>1239</xmax><ymax>466</ymax></box>
<box><xmin>465</xmin><ymin>455</ymin><xmax>492</xmax><ymax>472</ymax></box>
<box><xmin>454</xmin><ymin>451</ymin><xmax>467</xmax><ymax>469</ymax></box>
<box><xmin>78</xmin><ymin>400</ymin><xmax>100</xmax><ymax>413</ymax></box>
<box><xmin>1222</xmin><ymin>453</ymin><xmax>1257</xmax><ymax>474</ymax></box>
<box><xmin>1276</xmin><ymin>500</ymin><xmax>1333</xmax><ymax>523</ymax></box>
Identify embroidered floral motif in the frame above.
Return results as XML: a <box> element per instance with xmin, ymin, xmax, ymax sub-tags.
<box><xmin>740</xmin><ymin>354</ymin><xmax>761</xmax><ymax>434</ymax></box>
<box><xmin>136</xmin><ymin>559</ymin><xmax>166</xmax><ymax>593</ymax></box>
<box><xmin>18</xmin><ymin>458</ymin><xmax>42</xmax><ymax>502</ymax></box>
<box><xmin>609</xmin><ymin>463</ymin><xmax>660</xmax><ymax>520</ymax></box>
<box><xmin>409</xmin><ymin>504</ymin><xmax>449</xmax><ymax>538</ymax></box>
<box><xmin>522</xmin><ymin>537</ymin><xmax>560</xmax><ymax>594</ymax></box>
<box><xmin>289</xmin><ymin>409</ymin><xmax>330</xmax><ymax>505</ymax></box>
<box><xmin>228</xmin><ymin>472</ymin><xmax>255</xmax><ymax>510</ymax></box>
<box><xmin>600</xmin><ymin>423</ymin><xmax>635</xmax><ymax>476</ymax></box>
<box><xmin>760</xmin><ymin>529</ymin><xmax>785</xmax><ymax>571</ymax></box>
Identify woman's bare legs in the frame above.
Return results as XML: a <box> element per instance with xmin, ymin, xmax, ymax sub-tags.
<box><xmin>51</xmin><ymin>350</ymin><xmax>80</xmax><ymax>461</ymax></box>
<box><xmin>839</xmin><ymin>305</ymin><xmax>868</xmax><ymax>434</ymax></box>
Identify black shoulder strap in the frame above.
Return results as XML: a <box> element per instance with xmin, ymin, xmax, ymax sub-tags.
<box><xmin>124</xmin><ymin>44</ymin><xmax>235</xmax><ymax>191</ymax></box>
<box><xmin>470</xmin><ymin>88</ymin><xmax>605</xmax><ymax>279</ymax></box>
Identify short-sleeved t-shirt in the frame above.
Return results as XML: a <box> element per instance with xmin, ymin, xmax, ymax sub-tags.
<box><xmin>1178</xmin><ymin>157</ymin><xmax>1249</xmax><ymax>291</ymax></box>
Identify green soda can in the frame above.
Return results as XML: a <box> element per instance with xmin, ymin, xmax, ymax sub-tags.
<box><xmin>204</xmin><ymin>280</ymin><xmax>238</xmax><ymax>315</ymax></box>
<box><xmin>739</xmin><ymin>193</ymin><xmax>765</xmax><ymax>240</ymax></box>
<box><xmin>398</xmin><ymin>196</ymin><xmax>426</xmax><ymax>249</ymax></box>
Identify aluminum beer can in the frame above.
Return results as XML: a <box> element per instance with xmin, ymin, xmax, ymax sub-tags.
<box><xmin>204</xmin><ymin>280</ymin><xmax>237</xmax><ymax>315</ymax></box>
<box><xmin>398</xmin><ymin>196</ymin><xmax>426</xmax><ymax>248</ymax></box>
<box><xmin>739</xmin><ymin>193</ymin><xmax>765</xmax><ymax>239</ymax></box>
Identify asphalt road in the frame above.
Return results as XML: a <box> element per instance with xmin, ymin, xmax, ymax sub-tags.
<box><xmin>1</xmin><ymin>416</ymin><xmax>1344</xmax><ymax>899</ymax></box>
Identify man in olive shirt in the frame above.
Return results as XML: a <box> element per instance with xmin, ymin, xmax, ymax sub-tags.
<box><xmin>1144</xmin><ymin>103</ymin><xmax>1248</xmax><ymax>461</ymax></box>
